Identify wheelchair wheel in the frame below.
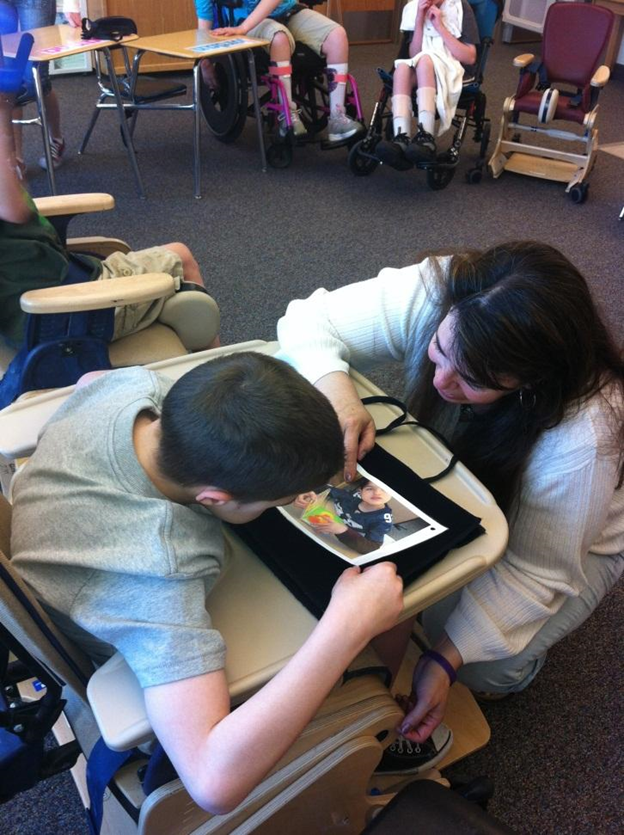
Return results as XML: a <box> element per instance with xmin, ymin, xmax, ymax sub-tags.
<box><xmin>199</xmin><ymin>53</ymin><xmax>248</xmax><ymax>144</ymax></box>
<box><xmin>465</xmin><ymin>168</ymin><xmax>482</xmax><ymax>184</ymax></box>
<box><xmin>426</xmin><ymin>165</ymin><xmax>455</xmax><ymax>191</ymax></box>
<box><xmin>569</xmin><ymin>183</ymin><xmax>589</xmax><ymax>204</ymax></box>
<box><xmin>348</xmin><ymin>139</ymin><xmax>379</xmax><ymax>176</ymax></box>
<box><xmin>267</xmin><ymin>141</ymin><xmax>293</xmax><ymax>169</ymax></box>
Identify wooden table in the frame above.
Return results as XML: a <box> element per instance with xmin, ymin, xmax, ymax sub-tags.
<box><xmin>594</xmin><ymin>0</ymin><xmax>624</xmax><ymax>68</ymax></box>
<box><xmin>0</xmin><ymin>25</ymin><xmax>139</xmax><ymax>196</ymax></box>
<box><xmin>124</xmin><ymin>30</ymin><xmax>271</xmax><ymax>199</ymax></box>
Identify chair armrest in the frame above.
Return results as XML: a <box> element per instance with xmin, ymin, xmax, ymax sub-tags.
<box><xmin>33</xmin><ymin>193</ymin><xmax>115</xmax><ymax>218</ymax></box>
<box><xmin>20</xmin><ymin>273</ymin><xmax>178</xmax><ymax>314</ymax></box>
<box><xmin>590</xmin><ymin>65</ymin><xmax>610</xmax><ymax>87</ymax></box>
<box><xmin>87</xmin><ymin>653</ymin><xmax>154</xmax><ymax>751</ymax></box>
<box><xmin>513</xmin><ymin>53</ymin><xmax>534</xmax><ymax>68</ymax></box>
<box><xmin>66</xmin><ymin>236</ymin><xmax>132</xmax><ymax>257</ymax></box>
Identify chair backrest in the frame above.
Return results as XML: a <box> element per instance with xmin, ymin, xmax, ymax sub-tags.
<box><xmin>0</xmin><ymin>494</ymin><xmax>94</xmax><ymax>708</ymax></box>
<box><xmin>542</xmin><ymin>2</ymin><xmax>614</xmax><ymax>87</ymax></box>
<box><xmin>0</xmin><ymin>0</ymin><xmax>17</xmax><ymax>34</ymax></box>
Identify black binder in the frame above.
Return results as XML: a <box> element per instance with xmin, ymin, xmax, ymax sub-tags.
<box><xmin>233</xmin><ymin>444</ymin><xmax>484</xmax><ymax>619</ymax></box>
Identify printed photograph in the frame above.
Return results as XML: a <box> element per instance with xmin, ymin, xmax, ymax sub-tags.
<box><xmin>278</xmin><ymin>465</ymin><xmax>448</xmax><ymax>566</ymax></box>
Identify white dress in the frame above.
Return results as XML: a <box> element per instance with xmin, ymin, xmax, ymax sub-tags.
<box><xmin>395</xmin><ymin>0</ymin><xmax>465</xmax><ymax>135</ymax></box>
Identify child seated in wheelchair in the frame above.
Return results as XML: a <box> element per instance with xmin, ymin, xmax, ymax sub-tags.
<box><xmin>376</xmin><ymin>0</ymin><xmax>478</xmax><ymax>170</ymax></box>
<box><xmin>194</xmin><ymin>0</ymin><xmax>365</xmax><ymax>145</ymax></box>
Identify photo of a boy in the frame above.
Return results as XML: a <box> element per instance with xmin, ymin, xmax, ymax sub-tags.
<box><xmin>295</xmin><ymin>477</ymin><xmax>394</xmax><ymax>555</ymax></box>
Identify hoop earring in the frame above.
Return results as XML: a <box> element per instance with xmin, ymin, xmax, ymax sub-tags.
<box><xmin>519</xmin><ymin>388</ymin><xmax>536</xmax><ymax>411</ymax></box>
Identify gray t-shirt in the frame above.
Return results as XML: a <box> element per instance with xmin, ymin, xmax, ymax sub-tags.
<box><xmin>11</xmin><ymin>367</ymin><xmax>227</xmax><ymax>688</ymax></box>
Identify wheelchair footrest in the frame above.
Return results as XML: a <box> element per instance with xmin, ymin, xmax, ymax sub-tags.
<box><xmin>502</xmin><ymin>152</ymin><xmax>577</xmax><ymax>182</ymax></box>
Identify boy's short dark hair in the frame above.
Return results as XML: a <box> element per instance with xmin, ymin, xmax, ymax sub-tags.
<box><xmin>158</xmin><ymin>352</ymin><xmax>345</xmax><ymax>501</ymax></box>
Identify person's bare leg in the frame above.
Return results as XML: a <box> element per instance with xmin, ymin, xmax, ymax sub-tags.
<box><xmin>162</xmin><ymin>242</ymin><xmax>204</xmax><ymax>287</ymax></box>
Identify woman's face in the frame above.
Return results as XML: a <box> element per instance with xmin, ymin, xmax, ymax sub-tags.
<box><xmin>427</xmin><ymin>314</ymin><xmax>519</xmax><ymax>407</ymax></box>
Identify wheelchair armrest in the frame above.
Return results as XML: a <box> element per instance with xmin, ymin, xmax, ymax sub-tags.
<box><xmin>20</xmin><ymin>273</ymin><xmax>178</xmax><ymax>315</ymax></box>
<box><xmin>513</xmin><ymin>53</ymin><xmax>534</xmax><ymax>69</ymax></box>
<box><xmin>33</xmin><ymin>193</ymin><xmax>115</xmax><ymax>218</ymax></box>
<box><xmin>590</xmin><ymin>65</ymin><xmax>610</xmax><ymax>87</ymax></box>
<box><xmin>65</xmin><ymin>236</ymin><xmax>132</xmax><ymax>258</ymax></box>
<box><xmin>87</xmin><ymin>653</ymin><xmax>154</xmax><ymax>751</ymax></box>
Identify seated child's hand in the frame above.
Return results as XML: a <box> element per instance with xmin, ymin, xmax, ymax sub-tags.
<box><xmin>306</xmin><ymin>516</ymin><xmax>347</xmax><ymax>535</ymax></box>
<box><xmin>211</xmin><ymin>26</ymin><xmax>248</xmax><ymax>37</ymax></box>
<box><xmin>427</xmin><ymin>5</ymin><xmax>443</xmax><ymax>30</ymax></box>
<box><xmin>293</xmin><ymin>492</ymin><xmax>318</xmax><ymax>509</ymax></box>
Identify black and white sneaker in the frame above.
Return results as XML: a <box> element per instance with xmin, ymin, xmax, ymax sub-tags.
<box><xmin>375</xmin><ymin>132</ymin><xmax>413</xmax><ymax>171</ymax></box>
<box><xmin>405</xmin><ymin>123</ymin><xmax>437</xmax><ymax>164</ymax></box>
<box><xmin>375</xmin><ymin>723</ymin><xmax>453</xmax><ymax>775</ymax></box>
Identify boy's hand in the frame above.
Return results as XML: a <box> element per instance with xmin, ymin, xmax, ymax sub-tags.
<box><xmin>212</xmin><ymin>25</ymin><xmax>248</xmax><ymax>37</ymax></box>
<box><xmin>427</xmin><ymin>6</ymin><xmax>444</xmax><ymax>31</ymax></box>
<box><xmin>417</xmin><ymin>0</ymin><xmax>434</xmax><ymax>19</ymax></box>
<box><xmin>313</xmin><ymin>519</ymin><xmax>347</xmax><ymax>535</ymax></box>
<box><xmin>293</xmin><ymin>492</ymin><xmax>318</xmax><ymax>509</ymax></box>
<box><xmin>327</xmin><ymin>563</ymin><xmax>403</xmax><ymax>641</ymax></box>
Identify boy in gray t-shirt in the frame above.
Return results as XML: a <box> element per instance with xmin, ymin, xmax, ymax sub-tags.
<box><xmin>11</xmin><ymin>352</ymin><xmax>404</xmax><ymax>814</ymax></box>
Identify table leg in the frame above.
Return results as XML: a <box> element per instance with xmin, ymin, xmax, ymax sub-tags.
<box><xmin>246</xmin><ymin>50</ymin><xmax>267</xmax><ymax>173</ymax></box>
<box><xmin>102</xmin><ymin>47</ymin><xmax>146</xmax><ymax>200</ymax></box>
<box><xmin>193</xmin><ymin>61</ymin><xmax>202</xmax><ymax>200</ymax></box>
<box><xmin>32</xmin><ymin>63</ymin><xmax>56</xmax><ymax>195</ymax></box>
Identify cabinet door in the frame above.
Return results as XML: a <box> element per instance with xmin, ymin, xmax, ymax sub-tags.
<box><xmin>104</xmin><ymin>0</ymin><xmax>198</xmax><ymax>72</ymax></box>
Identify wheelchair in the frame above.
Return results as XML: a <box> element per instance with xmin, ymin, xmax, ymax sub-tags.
<box><xmin>198</xmin><ymin>0</ymin><xmax>365</xmax><ymax>168</ymax></box>
<box><xmin>488</xmin><ymin>1</ymin><xmax>614</xmax><ymax>205</ymax></box>
<box><xmin>347</xmin><ymin>0</ymin><xmax>500</xmax><ymax>190</ymax></box>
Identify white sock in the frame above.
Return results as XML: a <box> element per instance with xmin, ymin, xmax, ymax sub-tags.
<box><xmin>392</xmin><ymin>93</ymin><xmax>412</xmax><ymax>138</ymax></box>
<box><xmin>416</xmin><ymin>87</ymin><xmax>436</xmax><ymax>136</ymax></box>
<box><xmin>327</xmin><ymin>62</ymin><xmax>348</xmax><ymax>114</ymax></box>
<box><xmin>272</xmin><ymin>61</ymin><xmax>294</xmax><ymax>109</ymax></box>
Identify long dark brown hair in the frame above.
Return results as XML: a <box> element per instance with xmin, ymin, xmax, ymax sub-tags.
<box><xmin>405</xmin><ymin>242</ymin><xmax>624</xmax><ymax>513</ymax></box>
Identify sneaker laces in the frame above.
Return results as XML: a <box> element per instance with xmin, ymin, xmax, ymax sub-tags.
<box><xmin>389</xmin><ymin>737</ymin><xmax>423</xmax><ymax>755</ymax></box>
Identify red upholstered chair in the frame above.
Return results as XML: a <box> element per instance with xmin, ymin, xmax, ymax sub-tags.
<box><xmin>489</xmin><ymin>1</ymin><xmax>614</xmax><ymax>204</ymax></box>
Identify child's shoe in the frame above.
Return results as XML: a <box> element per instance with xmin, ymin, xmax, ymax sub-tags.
<box><xmin>375</xmin><ymin>132</ymin><xmax>413</xmax><ymax>171</ymax></box>
<box><xmin>327</xmin><ymin>105</ymin><xmax>364</xmax><ymax>145</ymax></box>
<box><xmin>279</xmin><ymin>106</ymin><xmax>307</xmax><ymax>138</ymax></box>
<box><xmin>374</xmin><ymin>723</ymin><xmax>453</xmax><ymax>775</ymax></box>
<box><xmin>405</xmin><ymin>124</ymin><xmax>436</xmax><ymax>164</ymax></box>
<box><xmin>38</xmin><ymin>137</ymin><xmax>66</xmax><ymax>171</ymax></box>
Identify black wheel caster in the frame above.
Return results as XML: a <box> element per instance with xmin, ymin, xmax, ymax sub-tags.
<box><xmin>348</xmin><ymin>139</ymin><xmax>379</xmax><ymax>176</ymax></box>
<box><xmin>569</xmin><ymin>182</ymin><xmax>589</xmax><ymax>204</ymax></box>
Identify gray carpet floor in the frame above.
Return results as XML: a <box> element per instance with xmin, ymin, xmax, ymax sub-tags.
<box><xmin>1</xmin><ymin>27</ymin><xmax>623</xmax><ymax>835</ymax></box>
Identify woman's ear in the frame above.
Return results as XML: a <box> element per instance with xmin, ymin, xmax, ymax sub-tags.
<box><xmin>195</xmin><ymin>487</ymin><xmax>233</xmax><ymax>506</ymax></box>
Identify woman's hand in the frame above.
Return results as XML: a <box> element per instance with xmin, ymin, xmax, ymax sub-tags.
<box><xmin>397</xmin><ymin>636</ymin><xmax>462</xmax><ymax>742</ymax></box>
<box><xmin>315</xmin><ymin>372</ymin><xmax>376</xmax><ymax>482</ymax></box>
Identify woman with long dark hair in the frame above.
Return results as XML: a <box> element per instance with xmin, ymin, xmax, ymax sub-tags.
<box><xmin>278</xmin><ymin>241</ymin><xmax>624</xmax><ymax>749</ymax></box>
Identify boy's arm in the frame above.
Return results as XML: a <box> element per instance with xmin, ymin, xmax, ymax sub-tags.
<box><xmin>212</xmin><ymin>0</ymin><xmax>286</xmax><ymax>35</ymax></box>
<box><xmin>428</xmin><ymin>7</ymin><xmax>476</xmax><ymax>66</ymax></box>
<box><xmin>144</xmin><ymin>562</ymin><xmax>403</xmax><ymax>814</ymax></box>
<box><xmin>0</xmin><ymin>96</ymin><xmax>32</xmax><ymax>225</ymax></box>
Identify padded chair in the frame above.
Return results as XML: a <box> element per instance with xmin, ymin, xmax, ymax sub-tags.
<box><xmin>489</xmin><ymin>1</ymin><xmax>614</xmax><ymax>204</ymax></box>
<box><xmin>0</xmin><ymin>193</ymin><xmax>220</xmax><ymax>409</ymax></box>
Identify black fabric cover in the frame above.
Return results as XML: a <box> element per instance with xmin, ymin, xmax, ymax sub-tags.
<box><xmin>233</xmin><ymin>444</ymin><xmax>484</xmax><ymax>619</ymax></box>
<box><xmin>363</xmin><ymin>779</ymin><xmax>517</xmax><ymax>834</ymax></box>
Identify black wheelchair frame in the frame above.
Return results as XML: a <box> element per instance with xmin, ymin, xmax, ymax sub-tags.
<box><xmin>199</xmin><ymin>0</ymin><xmax>365</xmax><ymax>168</ymax></box>
<box><xmin>347</xmin><ymin>11</ymin><xmax>497</xmax><ymax>190</ymax></box>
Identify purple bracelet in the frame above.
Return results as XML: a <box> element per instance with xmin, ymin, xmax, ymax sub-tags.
<box><xmin>422</xmin><ymin>649</ymin><xmax>457</xmax><ymax>685</ymax></box>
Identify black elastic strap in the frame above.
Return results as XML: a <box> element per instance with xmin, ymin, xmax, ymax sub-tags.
<box><xmin>361</xmin><ymin>395</ymin><xmax>458</xmax><ymax>483</ymax></box>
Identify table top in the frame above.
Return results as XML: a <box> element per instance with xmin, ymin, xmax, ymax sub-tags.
<box><xmin>0</xmin><ymin>24</ymin><xmax>138</xmax><ymax>62</ymax></box>
<box><xmin>125</xmin><ymin>28</ymin><xmax>269</xmax><ymax>60</ymax></box>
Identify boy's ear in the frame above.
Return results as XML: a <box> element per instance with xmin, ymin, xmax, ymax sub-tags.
<box><xmin>195</xmin><ymin>487</ymin><xmax>233</xmax><ymax>506</ymax></box>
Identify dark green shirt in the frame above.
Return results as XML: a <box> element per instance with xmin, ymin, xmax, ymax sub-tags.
<box><xmin>0</xmin><ymin>193</ymin><xmax>101</xmax><ymax>346</ymax></box>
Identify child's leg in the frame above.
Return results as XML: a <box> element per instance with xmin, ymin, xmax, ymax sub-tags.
<box><xmin>320</xmin><ymin>25</ymin><xmax>349</xmax><ymax>116</ymax></box>
<box><xmin>269</xmin><ymin>31</ymin><xmax>295</xmax><ymax>109</ymax></box>
<box><xmin>391</xmin><ymin>63</ymin><xmax>416</xmax><ymax>138</ymax></box>
<box><xmin>415</xmin><ymin>55</ymin><xmax>436</xmax><ymax>137</ymax></box>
